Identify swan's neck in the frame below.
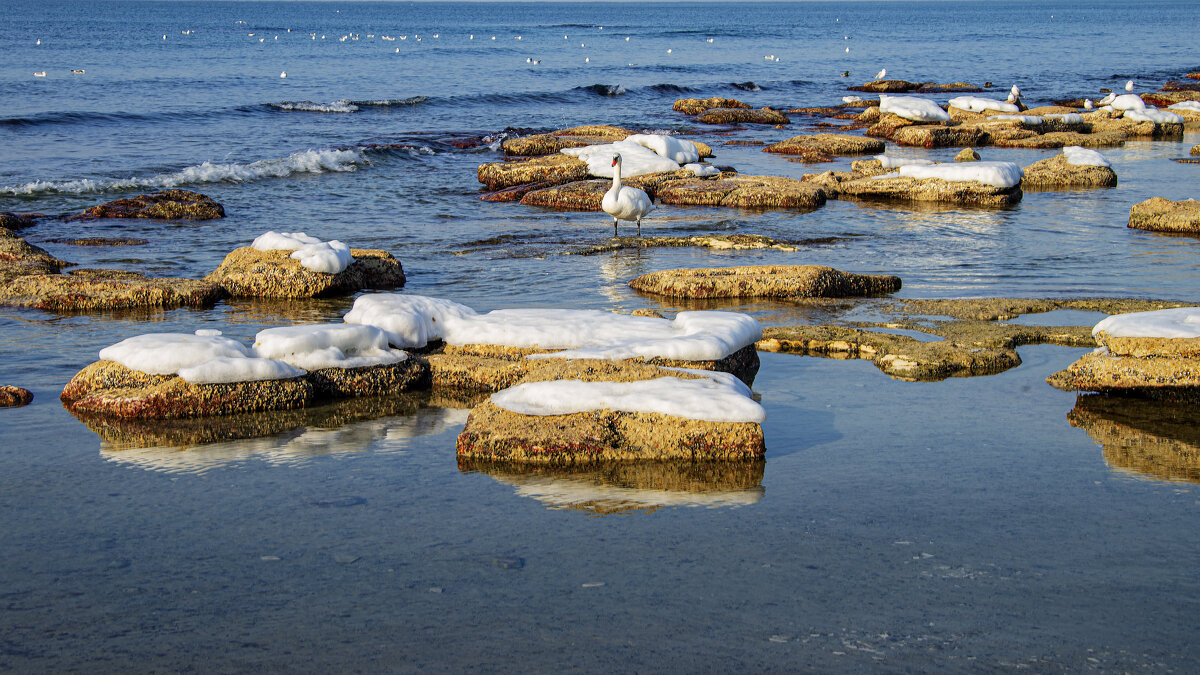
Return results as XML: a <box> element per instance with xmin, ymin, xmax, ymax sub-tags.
<box><xmin>611</xmin><ymin>161</ymin><xmax>623</xmax><ymax>190</ymax></box>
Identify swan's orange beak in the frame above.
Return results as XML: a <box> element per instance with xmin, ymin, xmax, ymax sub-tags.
<box><xmin>611</xmin><ymin>157</ymin><xmax>618</xmax><ymax>167</ymax></box>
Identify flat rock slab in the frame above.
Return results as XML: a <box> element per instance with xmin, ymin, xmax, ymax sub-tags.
<box><xmin>205</xmin><ymin>247</ymin><xmax>406</xmax><ymax>297</ymax></box>
<box><xmin>0</xmin><ymin>271</ymin><xmax>226</xmax><ymax>312</ymax></box>
<box><xmin>763</xmin><ymin>133</ymin><xmax>884</xmax><ymax>156</ymax></box>
<box><xmin>1021</xmin><ymin>154</ymin><xmax>1118</xmax><ymax>190</ymax></box>
<box><xmin>0</xmin><ymin>213</ymin><xmax>37</xmax><ymax>230</ymax></box>
<box><xmin>70</xmin><ymin>190</ymin><xmax>225</xmax><ymax>220</ymax></box>
<box><xmin>501</xmin><ymin>125</ymin><xmax>635</xmax><ymax>156</ymax></box>
<box><xmin>696</xmin><ymin>108</ymin><xmax>789</xmax><ymax>125</ymax></box>
<box><xmin>1095</xmin><ymin>332</ymin><xmax>1200</xmax><ymax>359</ymax></box>
<box><xmin>519</xmin><ymin>170</ymin><xmax>691</xmax><ymax>211</ymax></box>
<box><xmin>656</xmin><ymin>174</ymin><xmax>827</xmax><ymax>209</ymax></box>
<box><xmin>0</xmin><ymin>230</ymin><xmax>71</xmax><ymax>284</ymax></box>
<box><xmin>890</xmin><ymin>124</ymin><xmax>990</xmax><ymax>148</ymax></box>
<box><xmin>674</xmin><ymin>97</ymin><xmax>751</xmax><ymax>115</ymax></box>
<box><xmin>836</xmin><ymin>174</ymin><xmax>1022</xmax><ymax>207</ymax></box>
<box><xmin>478</xmin><ymin>154</ymin><xmax>589</xmax><ymax>190</ymax></box>
<box><xmin>628</xmin><ymin>265</ymin><xmax>900</xmax><ymax>299</ymax></box>
<box><xmin>1128</xmin><ymin>197</ymin><xmax>1200</xmax><ymax>234</ymax></box>
<box><xmin>990</xmin><ymin>130</ymin><xmax>1128</xmax><ymax>149</ymax></box>
<box><xmin>1047</xmin><ymin>352</ymin><xmax>1200</xmax><ymax>402</ymax></box>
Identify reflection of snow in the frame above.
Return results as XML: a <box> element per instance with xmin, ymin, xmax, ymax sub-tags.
<box><xmin>100</xmin><ymin>407</ymin><xmax>470</xmax><ymax>475</ymax></box>
<box><xmin>491</xmin><ymin>474</ymin><xmax>764</xmax><ymax>514</ymax></box>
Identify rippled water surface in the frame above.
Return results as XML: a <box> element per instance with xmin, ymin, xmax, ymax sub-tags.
<box><xmin>3</xmin><ymin>0</ymin><xmax>1200</xmax><ymax>670</ymax></box>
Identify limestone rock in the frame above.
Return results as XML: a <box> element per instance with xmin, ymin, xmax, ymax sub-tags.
<box><xmin>0</xmin><ymin>385</ymin><xmax>33</xmax><ymax>407</ymax></box>
<box><xmin>0</xmin><ymin>271</ymin><xmax>226</xmax><ymax>312</ymax></box>
<box><xmin>673</xmin><ymin>97</ymin><xmax>751</xmax><ymax>115</ymax></box>
<box><xmin>205</xmin><ymin>246</ymin><xmax>406</xmax><ymax>297</ymax></box>
<box><xmin>518</xmin><ymin>170</ymin><xmax>690</xmax><ymax>211</ymax></box>
<box><xmin>1095</xmin><ymin>332</ymin><xmax>1200</xmax><ymax>359</ymax></box>
<box><xmin>836</xmin><ymin>174</ymin><xmax>1022</xmax><ymax>207</ymax></box>
<box><xmin>849</xmin><ymin>79</ymin><xmax>923</xmax><ymax>93</ymax></box>
<box><xmin>1021</xmin><ymin>154</ymin><xmax>1118</xmax><ymax>190</ymax></box>
<box><xmin>0</xmin><ymin>230</ymin><xmax>71</xmax><ymax>284</ymax></box>
<box><xmin>477</xmin><ymin>154</ymin><xmax>589</xmax><ymax>190</ymax></box>
<box><xmin>655</xmin><ymin>174</ymin><xmax>827</xmax><ymax>209</ymax></box>
<box><xmin>890</xmin><ymin>123</ymin><xmax>989</xmax><ymax>148</ymax></box>
<box><xmin>628</xmin><ymin>265</ymin><xmax>901</xmax><ymax>299</ymax></box>
<box><xmin>0</xmin><ymin>213</ymin><xmax>37</xmax><ymax>230</ymax></box>
<box><xmin>70</xmin><ymin>190</ymin><xmax>225</xmax><ymax>220</ymax></box>
<box><xmin>763</xmin><ymin>133</ymin><xmax>884</xmax><ymax>157</ymax></box>
<box><xmin>61</xmin><ymin>360</ymin><xmax>314</xmax><ymax>419</ymax></box>
<box><xmin>696</xmin><ymin>107</ymin><xmax>789</xmax><ymax>125</ymax></box>
<box><xmin>1193</xmin><ymin>144</ymin><xmax>1200</xmax><ymax>156</ymax></box>
<box><xmin>955</xmin><ymin>148</ymin><xmax>981</xmax><ymax>162</ymax></box>
<box><xmin>306</xmin><ymin>359</ymin><xmax>430</xmax><ymax>398</ymax></box>
<box><xmin>1046</xmin><ymin>351</ymin><xmax>1200</xmax><ymax>401</ymax></box>
<box><xmin>1128</xmin><ymin>197</ymin><xmax>1200</xmax><ymax>234</ymax></box>
<box><xmin>990</xmin><ymin>129</ymin><xmax>1127</xmax><ymax>149</ymax></box>
<box><xmin>501</xmin><ymin>125</ymin><xmax>635</xmax><ymax>156</ymax></box>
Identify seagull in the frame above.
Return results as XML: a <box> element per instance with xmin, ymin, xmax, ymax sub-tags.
<box><xmin>1010</xmin><ymin>84</ymin><xmax>1021</xmax><ymax>98</ymax></box>
<box><xmin>1125</xmin><ymin>80</ymin><xmax>1134</xmax><ymax>91</ymax></box>
<box><xmin>1084</xmin><ymin>98</ymin><xmax>1094</xmax><ymax>110</ymax></box>
<box><xmin>71</xmin><ymin>69</ymin><xmax>85</xmax><ymax>74</ymax></box>
<box><xmin>603</xmin><ymin>153</ymin><xmax>654</xmax><ymax>238</ymax></box>
<box><xmin>584</xmin><ymin>57</ymin><xmax>589</xmax><ymax>62</ymax></box>
<box><xmin>36</xmin><ymin>38</ymin><xmax>41</xmax><ymax>45</ymax></box>
<box><xmin>875</xmin><ymin>68</ymin><xmax>886</xmax><ymax>80</ymax></box>
<box><xmin>845</xmin><ymin>47</ymin><xmax>850</xmax><ymax>53</ymax></box>
<box><xmin>280</xmin><ymin>71</ymin><xmax>286</xmax><ymax>78</ymax></box>
<box><xmin>33</xmin><ymin>71</ymin><xmax>46</xmax><ymax>77</ymax></box>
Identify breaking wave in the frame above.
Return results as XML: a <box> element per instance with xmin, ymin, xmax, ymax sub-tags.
<box><xmin>268</xmin><ymin>100</ymin><xmax>360</xmax><ymax>113</ymax></box>
<box><xmin>0</xmin><ymin>148</ymin><xmax>370</xmax><ymax>196</ymax></box>
<box><xmin>574</xmin><ymin>83</ymin><xmax>627</xmax><ymax>97</ymax></box>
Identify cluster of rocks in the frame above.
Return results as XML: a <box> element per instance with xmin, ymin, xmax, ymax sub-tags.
<box><xmin>672</xmin><ymin>97</ymin><xmax>790</xmax><ymax>125</ymax></box>
<box><xmin>628</xmin><ymin>265</ymin><xmax>901</xmax><ymax>300</ymax></box>
<box><xmin>848</xmin><ymin>79</ymin><xmax>984</xmax><ymax>94</ymax></box>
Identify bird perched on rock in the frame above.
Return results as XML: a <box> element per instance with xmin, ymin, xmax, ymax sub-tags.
<box><xmin>603</xmin><ymin>153</ymin><xmax>654</xmax><ymax>238</ymax></box>
<box><xmin>1010</xmin><ymin>84</ymin><xmax>1021</xmax><ymax>98</ymax></box>
<box><xmin>1084</xmin><ymin>98</ymin><xmax>1094</xmax><ymax>110</ymax></box>
<box><xmin>875</xmin><ymin>68</ymin><xmax>886</xmax><ymax>80</ymax></box>
<box><xmin>1125</xmin><ymin>79</ymin><xmax>1135</xmax><ymax>92</ymax></box>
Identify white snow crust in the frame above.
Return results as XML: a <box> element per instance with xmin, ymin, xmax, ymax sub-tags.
<box><xmin>253</xmin><ymin>324</ymin><xmax>407</xmax><ymax>370</ymax></box>
<box><xmin>1062</xmin><ymin>146</ymin><xmax>1111</xmax><ymax>168</ymax></box>
<box><xmin>875</xmin><ymin>155</ymin><xmax>936</xmax><ymax>169</ymax></box>
<box><xmin>1044</xmin><ymin>113</ymin><xmax>1084</xmax><ymax>124</ymax></box>
<box><xmin>1110</xmin><ymin>94</ymin><xmax>1147</xmax><ymax>111</ymax></box>
<box><xmin>685</xmin><ymin>163</ymin><xmax>720</xmax><ymax>177</ymax></box>
<box><xmin>948</xmin><ymin>96</ymin><xmax>1019</xmax><ymax>114</ymax></box>
<box><xmin>177</xmin><ymin>357</ymin><xmax>305</xmax><ymax>384</ymax></box>
<box><xmin>289</xmin><ymin>240</ymin><xmax>352</xmax><ymax>274</ymax></box>
<box><xmin>987</xmin><ymin>114</ymin><xmax>1042</xmax><ymax>125</ymax></box>
<box><xmin>879</xmin><ymin>94</ymin><xmax>950</xmax><ymax>122</ymax></box>
<box><xmin>1093</xmin><ymin>307</ymin><xmax>1200</xmax><ymax>339</ymax></box>
<box><xmin>100</xmin><ymin>333</ymin><xmax>253</xmax><ymax>374</ymax></box>
<box><xmin>251</xmin><ymin>231</ymin><xmax>323</xmax><ymax>251</ymax></box>
<box><xmin>489</xmin><ymin>376</ymin><xmax>766</xmax><ymax>423</ymax></box>
<box><xmin>1123</xmin><ymin>108</ymin><xmax>1185</xmax><ymax>124</ymax></box>
<box><xmin>897</xmin><ymin>161</ymin><xmax>1023</xmax><ymax>188</ymax></box>
<box><xmin>343</xmin><ymin>294</ymin><xmax>478</xmax><ymax>348</ymax></box>
<box><xmin>1168</xmin><ymin>101</ymin><xmax>1200</xmax><ymax>112</ymax></box>
<box><xmin>562</xmin><ymin>140</ymin><xmax>681</xmax><ymax>178</ymax></box>
<box><xmin>625</xmin><ymin>134</ymin><xmax>701</xmax><ymax>165</ymax></box>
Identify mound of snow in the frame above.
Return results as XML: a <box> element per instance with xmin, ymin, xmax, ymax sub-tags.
<box><xmin>684</xmin><ymin>163</ymin><xmax>720</xmax><ymax>177</ymax></box>
<box><xmin>253</xmin><ymin>324</ymin><xmax>406</xmax><ymax>370</ymax></box>
<box><xmin>948</xmin><ymin>96</ymin><xmax>1019</xmax><ymax>114</ymax></box>
<box><xmin>1110</xmin><ymin>94</ymin><xmax>1146</xmax><ymax>111</ymax></box>
<box><xmin>178</xmin><ymin>357</ymin><xmax>305</xmax><ymax>384</ymax></box>
<box><xmin>252</xmin><ymin>231</ymin><xmax>353</xmax><ymax>274</ymax></box>
<box><xmin>879</xmin><ymin>94</ymin><xmax>950</xmax><ymax>123</ymax></box>
<box><xmin>1044</xmin><ymin>113</ymin><xmax>1084</xmax><ymax>124</ymax></box>
<box><xmin>625</xmin><ymin>134</ymin><xmax>701</xmax><ymax>164</ymax></box>
<box><xmin>1093</xmin><ymin>307</ymin><xmax>1200</xmax><ymax>338</ymax></box>
<box><xmin>987</xmin><ymin>115</ymin><xmax>1042</xmax><ymax>125</ymax></box>
<box><xmin>875</xmin><ymin>155</ymin><xmax>936</xmax><ymax>169</ymax></box>
<box><xmin>1062</xmin><ymin>146</ymin><xmax>1111</xmax><ymax>168</ymax></box>
<box><xmin>490</xmin><ymin>376</ymin><xmax>766</xmax><ymax>423</ymax></box>
<box><xmin>1123</xmin><ymin>108</ymin><xmax>1185</xmax><ymax>124</ymax></box>
<box><xmin>562</xmin><ymin>140</ymin><xmax>681</xmax><ymax>178</ymax></box>
<box><xmin>1168</xmin><ymin>101</ymin><xmax>1200</xmax><ymax>112</ymax></box>
<box><xmin>343</xmin><ymin>294</ymin><xmax>477</xmax><ymax>348</ymax></box>
<box><xmin>100</xmin><ymin>332</ymin><xmax>253</xmax><ymax>374</ymax></box>
<box><xmin>897</xmin><ymin>161</ymin><xmax>1023</xmax><ymax>188</ymax></box>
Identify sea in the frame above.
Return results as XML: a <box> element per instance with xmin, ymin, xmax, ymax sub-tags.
<box><xmin>2</xmin><ymin>0</ymin><xmax>1200</xmax><ymax>670</ymax></box>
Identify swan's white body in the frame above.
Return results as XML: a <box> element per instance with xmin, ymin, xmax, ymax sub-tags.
<box><xmin>602</xmin><ymin>153</ymin><xmax>654</xmax><ymax>237</ymax></box>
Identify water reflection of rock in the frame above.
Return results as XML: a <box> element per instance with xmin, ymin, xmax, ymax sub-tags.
<box><xmin>76</xmin><ymin>394</ymin><xmax>470</xmax><ymax>474</ymax></box>
<box><xmin>1068</xmin><ymin>394</ymin><xmax>1200</xmax><ymax>483</ymax></box>
<box><xmin>459</xmin><ymin>458</ymin><xmax>765</xmax><ymax>515</ymax></box>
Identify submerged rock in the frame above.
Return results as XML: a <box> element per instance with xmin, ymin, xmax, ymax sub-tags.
<box><xmin>673</xmin><ymin>97</ymin><xmax>752</xmax><ymax>115</ymax></box>
<box><xmin>205</xmin><ymin>246</ymin><xmax>406</xmax><ymax>297</ymax></box>
<box><xmin>0</xmin><ymin>213</ymin><xmax>37</xmax><ymax>230</ymax></box>
<box><xmin>1021</xmin><ymin>154</ymin><xmax>1118</xmax><ymax>190</ymax></box>
<box><xmin>655</xmin><ymin>174</ymin><xmax>827</xmax><ymax>209</ymax></box>
<box><xmin>0</xmin><ymin>385</ymin><xmax>33</xmax><ymax>407</ymax></box>
<box><xmin>71</xmin><ymin>190</ymin><xmax>225</xmax><ymax>220</ymax></box>
<box><xmin>1127</xmin><ymin>197</ymin><xmax>1200</xmax><ymax>234</ymax></box>
<box><xmin>628</xmin><ymin>265</ymin><xmax>901</xmax><ymax>299</ymax></box>
<box><xmin>695</xmin><ymin>107</ymin><xmax>790</xmax><ymax>125</ymax></box>
<box><xmin>763</xmin><ymin>133</ymin><xmax>884</xmax><ymax>158</ymax></box>
<box><xmin>0</xmin><ymin>229</ymin><xmax>71</xmax><ymax>284</ymax></box>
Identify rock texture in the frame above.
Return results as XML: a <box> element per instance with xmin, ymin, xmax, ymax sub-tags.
<box><xmin>696</xmin><ymin>108</ymin><xmax>789</xmax><ymax>125</ymax></box>
<box><xmin>70</xmin><ymin>190</ymin><xmax>225</xmax><ymax>220</ymax></box>
<box><xmin>673</xmin><ymin>97</ymin><xmax>751</xmax><ymax>115</ymax></box>
<box><xmin>0</xmin><ymin>385</ymin><xmax>33</xmax><ymax>407</ymax></box>
<box><xmin>478</xmin><ymin>154</ymin><xmax>589</xmax><ymax>191</ymax></box>
<box><xmin>205</xmin><ymin>246</ymin><xmax>406</xmax><ymax>297</ymax></box>
<box><xmin>835</xmin><ymin>174</ymin><xmax>1022</xmax><ymax>207</ymax></box>
<box><xmin>763</xmin><ymin>133</ymin><xmax>884</xmax><ymax>158</ymax></box>
<box><xmin>501</xmin><ymin>125</ymin><xmax>635</xmax><ymax>156</ymax></box>
<box><xmin>0</xmin><ymin>270</ymin><xmax>226</xmax><ymax>312</ymax></box>
<box><xmin>628</xmin><ymin>265</ymin><xmax>901</xmax><ymax>299</ymax></box>
<box><xmin>1127</xmin><ymin>197</ymin><xmax>1200</xmax><ymax>234</ymax></box>
<box><xmin>1021</xmin><ymin>154</ymin><xmax>1118</xmax><ymax>190</ymax></box>
<box><xmin>655</xmin><ymin>174</ymin><xmax>827</xmax><ymax>209</ymax></box>
<box><xmin>0</xmin><ymin>213</ymin><xmax>37</xmax><ymax>230</ymax></box>
<box><xmin>1047</xmin><ymin>351</ymin><xmax>1200</xmax><ymax>401</ymax></box>
<box><xmin>518</xmin><ymin>170</ymin><xmax>691</xmax><ymax>211</ymax></box>
<box><xmin>955</xmin><ymin>148</ymin><xmax>981</xmax><ymax>162</ymax></box>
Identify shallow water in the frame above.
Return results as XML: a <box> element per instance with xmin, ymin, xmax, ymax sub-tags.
<box><xmin>3</xmin><ymin>0</ymin><xmax>1200</xmax><ymax>670</ymax></box>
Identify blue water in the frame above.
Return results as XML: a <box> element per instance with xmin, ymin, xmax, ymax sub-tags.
<box><xmin>3</xmin><ymin>0</ymin><xmax>1200</xmax><ymax>670</ymax></box>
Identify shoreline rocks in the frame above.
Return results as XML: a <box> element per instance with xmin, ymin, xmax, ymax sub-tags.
<box><xmin>628</xmin><ymin>265</ymin><xmax>901</xmax><ymax>299</ymax></box>
<box><xmin>205</xmin><ymin>246</ymin><xmax>406</xmax><ymax>297</ymax></box>
<box><xmin>1021</xmin><ymin>154</ymin><xmax>1118</xmax><ymax>190</ymax></box>
<box><xmin>0</xmin><ymin>385</ymin><xmax>33</xmax><ymax>407</ymax></box>
<box><xmin>69</xmin><ymin>190</ymin><xmax>225</xmax><ymax>221</ymax></box>
<box><xmin>1128</xmin><ymin>197</ymin><xmax>1200</xmax><ymax>234</ymax></box>
<box><xmin>763</xmin><ymin>133</ymin><xmax>885</xmax><ymax>161</ymax></box>
<box><xmin>655</xmin><ymin>174</ymin><xmax>828</xmax><ymax>209</ymax></box>
<box><xmin>673</xmin><ymin>97</ymin><xmax>752</xmax><ymax>115</ymax></box>
<box><xmin>696</xmin><ymin>107</ymin><xmax>790</xmax><ymax>125</ymax></box>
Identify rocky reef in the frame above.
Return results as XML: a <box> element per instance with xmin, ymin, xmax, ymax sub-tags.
<box><xmin>1127</xmin><ymin>197</ymin><xmax>1200</xmax><ymax>234</ymax></box>
<box><xmin>69</xmin><ymin>190</ymin><xmax>225</xmax><ymax>221</ymax></box>
<box><xmin>628</xmin><ymin>265</ymin><xmax>901</xmax><ymax>299</ymax></box>
<box><xmin>205</xmin><ymin>246</ymin><xmax>406</xmax><ymax>297</ymax></box>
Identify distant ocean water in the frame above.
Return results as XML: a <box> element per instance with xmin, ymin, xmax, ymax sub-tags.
<box><xmin>4</xmin><ymin>1</ymin><xmax>1200</xmax><ymax>671</ymax></box>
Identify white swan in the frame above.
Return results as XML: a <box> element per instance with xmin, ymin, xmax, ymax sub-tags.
<box><xmin>602</xmin><ymin>153</ymin><xmax>654</xmax><ymax>238</ymax></box>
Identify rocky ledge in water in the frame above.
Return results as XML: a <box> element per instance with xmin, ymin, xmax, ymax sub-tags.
<box><xmin>0</xmin><ymin>213</ymin><xmax>38</xmax><ymax>230</ymax></box>
<box><xmin>1020</xmin><ymin>154</ymin><xmax>1118</xmax><ymax>190</ymax></box>
<box><xmin>1127</xmin><ymin>197</ymin><xmax>1200</xmax><ymax>234</ymax></box>
<box><xmin>455</xmin><ymin>361</ymin><xmax>765</xmax><ymax>464</ymax></box>
<box><xmin>0</xmin><ymin>385</ymin><xmax>33</xmax><ymax>407</ymax></box>
<box><xmin>68</xmin><ymin>190</ymin><xmax>225</xmax><ymax>221</ymax></box>
<box><xmin>628</xmin><ymin>265</ymin><xmax>901</xmax><ymax>299</ymax></box>
<box><xmin>501</xmin><ymin>125</ymin><xmax>634</xmax><ymax>156</ymax></box>
<box><xmin>673</xmin><ymin>97</ymin><xmax>752</xmax><ymax>115</ymax></box>
<box><xmin>1067</xmin><ymin>395</ymin><xmax>1200</xmax><ymax>484</ymax></box>
<box><xmin>848</xmin><ymin>79</ymin><xmax>983</xmax><ymax>94</ymax></box>
<box><xmin>1</xmin><ymin>269</ymin><xmax>226</xmax><ymax>312</ymax></box>
<box><xmin>518</xmin><ymin>169</ymin><xmax>693</xmax><ymax>211</ymax></box>
<box><xmin>696</xmin><ymin>107</ymin><xmax>790</xmax><ymax>125</ymax></box>
<box><xmin>832</xmin><ymin>170</ymin><xmax>1022</xmax><ymax>207</ymax></box>
<box><xmin>61</xmin><ymin>357</ymin><xmax>429</xmax><ymax>419</ymax></box>
<box><xmin>654</xmin><ymin>173</ymin><xmax>828</xmax><ymax>209</ymax></box>
<box><xmin>205</xmin><ymin>246</ymin><xmax>406</xmax><ymax>298</ymax></box>
<box><xmin>0</xmin><ymin>227</ymin><xmax>71</xmax><ymax>284</ymax></box>
<box><xmin>762</xmin><ymin>133</ymin><xmax>885</xmax><ymax>162</ymax></box>
<box><xmin>757</xmin><ymin>296</ymin><xmax>1188</xmax><ymax>381</ymax></box>
<box><xmin>478</xmin><ymin>154</ymin><xmax>590</xmax><ymax>192</ymax></box>
<box><xmin>568</xmin><ymin>233</ymin><xmax>851</xmax><ymax>255</ymax></box>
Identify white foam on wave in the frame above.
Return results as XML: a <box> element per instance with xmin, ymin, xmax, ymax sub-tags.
<box><xmin>0</xmin><ymin>148</ymin><xmax>369</xmax><ymax>196</ymax></box>
<box><xmin>270</xmin><ymin>100</ymin><xmax>359</xmax><ymax>113</ymax></box>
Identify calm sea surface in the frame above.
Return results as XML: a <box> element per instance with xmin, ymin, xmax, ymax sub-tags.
<box><xmin>2</xmin><ymin>0</ymin><xmax>1200</xmax><ymax>670</ymax></box>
